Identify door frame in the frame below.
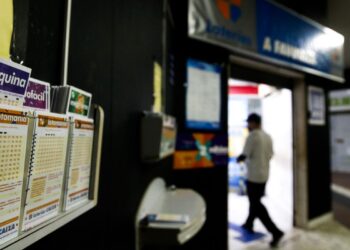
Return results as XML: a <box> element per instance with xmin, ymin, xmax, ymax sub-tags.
<box><xmin>228</xmin><ymin>55</ymin><xmax>309</xmax><ymax>228</ymax></box>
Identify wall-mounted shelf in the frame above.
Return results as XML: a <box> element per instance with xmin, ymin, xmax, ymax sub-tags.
<box><xmin>0</xmin><ymin>105</ymin><xmax>104</xmax><ymax>249</ymax></box>
<box><xmin>135</xmin><ymin>178</ymin><xmax>206</xmax><ymax>249</ymax></box>
<box><xmin>1</xmin><ymin>201</ymin><xmax>95</xmax><ymax>250</ymax></box>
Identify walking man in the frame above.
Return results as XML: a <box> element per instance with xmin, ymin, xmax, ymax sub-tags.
<box><xmin>237</xmin><ymin>113</ymin><xmax>284</xmax><ymax>247</ymax></box>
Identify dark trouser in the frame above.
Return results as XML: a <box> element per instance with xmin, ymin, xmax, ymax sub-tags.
<box><xmin>244</xmin><ymin>181</ymin><xmax>281</xmax><ymax>235</ymax></box>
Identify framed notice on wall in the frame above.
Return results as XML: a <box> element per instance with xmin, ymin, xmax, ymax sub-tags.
<box><xmin>186</xmin><ymin>59</ymin><xmax>221</xmax><ymax>130</ymax></box>
<box><xmin>308</xmin><ymin>86</ymin><xmax>325</xmax><ymax>126</ymax></box>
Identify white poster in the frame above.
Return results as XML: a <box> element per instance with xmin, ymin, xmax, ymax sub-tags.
<box><xmin>308</xmin><ymin>86</ymin><xmax>325</xmax><ymax>126</ymax></box>
<box><xmin>186</xmin><ymin>59</ymin><xmax>221</xmax><ymax>130</ymax></box>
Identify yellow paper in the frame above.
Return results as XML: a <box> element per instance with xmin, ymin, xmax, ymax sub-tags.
<box><xmin>153</xmin><ymin>62</ymin><xmax>162</xmax><ymax>113</ymax></box>
<box><xmin>0</xmin><ymin>0</ymin><xmax>13</xmax><ymax>59</ymax></box>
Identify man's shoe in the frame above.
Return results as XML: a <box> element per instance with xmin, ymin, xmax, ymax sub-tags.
<box><xmin>241</xmin><ymin>224</ymin><xmax>254</xmax><ymax>234</ymax></box>
<box><xmin>270</xmin><ymin>231</ymin><xmax>284</xmax><ymax>247</ymax></box>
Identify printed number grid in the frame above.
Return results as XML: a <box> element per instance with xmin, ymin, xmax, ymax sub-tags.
<box><xmin>32</xmin><ymin>136</ymin><xmax>67</xmax><ymax>176</ymax></box>
<box><xmin>71</xmin><ymin>136</ymin><xmax>93</xmax><ymax>168</ymax></box>
<box><xmin>0</xmin><ymin>95</ymin><xmax>23</xmax><ymax>108</ymax></box>
<box><xmin>0</xmin><ymin>134</ymin><xmax>25</xmax><ymax>182</ymax></box>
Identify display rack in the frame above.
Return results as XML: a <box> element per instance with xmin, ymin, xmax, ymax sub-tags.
<box><xmin>0</xmin><ymin>105</ymin><xmax>104</xmax><ymax>249</ymax></box>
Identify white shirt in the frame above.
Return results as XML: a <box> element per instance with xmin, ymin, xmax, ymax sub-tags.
<box><xmin>243</xmin><ymin>129</ymin><xmax>273</xmax><ymax>183</ymax></box>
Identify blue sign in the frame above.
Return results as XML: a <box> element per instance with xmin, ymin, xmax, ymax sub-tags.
<box><xmin>256</xmin><ymin>0</ymin><xmax>343</xmax><ymax>79</ymax></box>
<box><xmin>0</xmin><ymin>59</ymin><xmax>31</xmax><ymax>96</ymax></box>
<box><xmin>189</xmin><ymin>0</ymin><xmax>344</xmax><ymax>81</ymax></box>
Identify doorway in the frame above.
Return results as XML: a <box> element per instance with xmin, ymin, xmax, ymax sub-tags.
<box><xmin>227</xmin><ymin>78</ymin><xmax>294</xmax><ymax>248</ymax></box>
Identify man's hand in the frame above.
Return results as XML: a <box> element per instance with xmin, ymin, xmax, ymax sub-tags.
<box><xmin>236</xmin><ymin>154</ymin><xmax>246</xmax><ymax>163</ymax></box>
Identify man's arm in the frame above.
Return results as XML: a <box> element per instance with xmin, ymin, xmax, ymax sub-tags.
<box><xmin>237</xmin><ymin>133</ymin><xmax>254</xmax><ymax>163</ymax></box>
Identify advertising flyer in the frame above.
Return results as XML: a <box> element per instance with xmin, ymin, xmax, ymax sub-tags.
<box><xmin>0</xmin><ymin>59</ymin><xmax>31</xmax><ymax>108</ymax></box>
<box><xmin>65</xmin><ymin>118</ymin><xmax>94</xmax><ymax>211</ymax></box>
<box><xmin>67</xmin><ymin>87</ymin><xmax>92</xmax><ymax>118</ymax></box>
<box><xmin>23</xmin><ymin>78</ymin><xmax>50</xmax><ymax>112</ymax></box>
<box><xmin>22</xmin><ymin>113</ymin><xmax>69</xmax><ymax>231</ymax></box>
<box><xmin>173</xmin><ymin>133</ymin><xmax>228</xmax><ymax>170</ymax></box>
<box><xmin>0</xmin><ymin>108</ymin><xmax>29</xmax><ymax>244</ymax></box>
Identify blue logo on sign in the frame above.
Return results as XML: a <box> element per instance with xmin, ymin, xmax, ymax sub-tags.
<box><xmin>216</xmin><ymin>0</ymin><xmax>243</xmax><ymax>23</ymax></box>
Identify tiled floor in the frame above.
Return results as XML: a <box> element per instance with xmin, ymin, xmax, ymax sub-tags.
<box><xmin>228</xmin><ymin>192</ymin><xmax>291</xmax><ymax>250</ymax></box>
<box><xmin>228</xmin><ymin>192</ymin><xmax>292</xmax><ymax>235</ymax></box>
<box><xmin>228</xmin><ymin>191</ymin><xmax>350</xmax><ymax>250</ymax></box>
<box><xmin>229</xmin><ymin>156</ymin><xmax>294</xmax><ymax>234</ymax></box>
<box><xmin>229</xmin><ymin>219</ymin><xmax>350</xmax><ymax>250</ymax></box>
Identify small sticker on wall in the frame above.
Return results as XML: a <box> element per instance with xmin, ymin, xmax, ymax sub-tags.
<box><xmin>308</xmin><ymin>86</ymin><xmax>325</xmax><ymax>126</ymax></box>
